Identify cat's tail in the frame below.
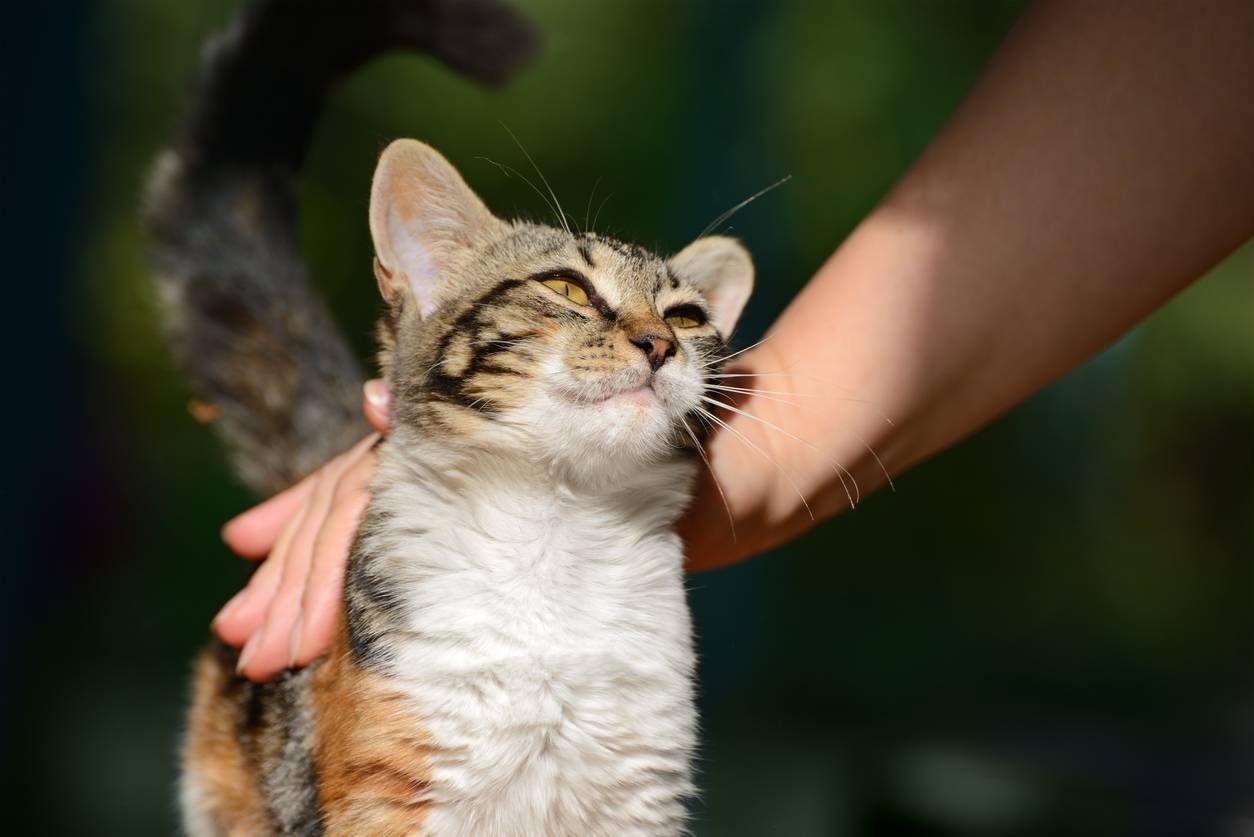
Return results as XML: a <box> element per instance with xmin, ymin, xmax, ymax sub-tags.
<box><xmin>143</xmin><ymin>0</ymin><xmax>538</xmax><ymax>495</ymax></box>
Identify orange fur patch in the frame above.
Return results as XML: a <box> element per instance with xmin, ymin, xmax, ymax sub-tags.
<box><xmin>182</xmin><ymin>648</ymin><xmax>271</xmax><ymax>835</ymax></box>
<box><xmin>311</xmin><ymin>630</ymin><xmax>437</xmax><ymax>834</ymax></box>
<box><xmin>187</xmin><ymin>400</ymin><xmax>219</xmax><ymax>424</ymax></box>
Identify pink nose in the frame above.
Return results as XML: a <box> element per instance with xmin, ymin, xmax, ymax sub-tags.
<box><xmin>629</xmin><ymin>333</ymin><xmax>676</xmax><ymax>371</ymax></box>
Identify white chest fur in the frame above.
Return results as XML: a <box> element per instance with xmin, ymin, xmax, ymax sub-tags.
<box><xmin>359</xmin><ymin>447</ymin><xmax>698</xmax><ymax>836</ymax></box>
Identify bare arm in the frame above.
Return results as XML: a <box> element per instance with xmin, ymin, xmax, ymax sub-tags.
<box><xmin>220</xmin><ymin>0</ymin><xmax>1254</xmax><ymax>677</ymax></box>
<box><xmin>682</xmin><ymin>0</ymin><xmax>1254</xmax><ymax>568</ymax></box>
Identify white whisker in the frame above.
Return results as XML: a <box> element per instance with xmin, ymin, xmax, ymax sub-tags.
<box><xmin>696</xmin><ymin>175</ymin><xmax>792</xmax><ymax>240</ymax></box>
<box><xmin>698</xmin><ymin>334</ymin><xmax>774</xmax><ymax>368</ymax></box>
<box><xmin>693</xmin><ymin>405</ymin><xmax>815</xmax><ymax>521</ymax></box>
<box><xmin>701</xmin><ymin>395</ymin><xmax>858</xmax><ymax>510</ymax></box>
<box><xmin>705</xmin><ymin>371</ymin><xmax>896</xmax><ymax>427</ymax></box>
<box><xmin>591</xmin><ymin>191</ymin><xmax>614</xmax><ymax>231</ymax></box>
<box><xmin>705</xmin><ymin>382</ymin><xmax>819</xmax><ymax>397</ymax></box>
<box><xmin>501</xmin><ymin>123</ymin><xmax>572</xmax><ymax>236</ymax></box>
<box><xmin>704</xmin><ymin>383</ymin><xmax>811</xmax><ymax>407</ymax></box>
<box><xmin>679</xmin><ymin>420</ymin><xmax>736</xmax><ymax>541</ymax></box>
<box><xmin>584</xmin><ymin>177</ymin><xmax>602</xmax><ymax>233</ymax></box>
<box><xmin>704</xmin><ymin>382</ymin><xmax>895</xmax><ymax>491</ymax></box>
<box><xmin>706</xmin><ymin>388</ymin><xmax>807</xmax><ymax>412</ymax></box>
<box><xmin>476</xmin><ymin>155</ymin><xmax>565</xmax><ymax>232</ymax></box>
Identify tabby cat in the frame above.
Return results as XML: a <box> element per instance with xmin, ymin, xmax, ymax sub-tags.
<box><xmin>146</xmin><ymin>1</ymin><xmax>753</xmax><ymax>834</ymax></box>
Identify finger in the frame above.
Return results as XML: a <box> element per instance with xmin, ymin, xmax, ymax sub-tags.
<box><xmin>238</xmin><ymin>464</ymin><xmax>343</xmax><ymax>681</ymax></box>
<box><xmin>218</xmin><ymin>435</ymin><xmax>363</xmax><ymax>627</ymax></box>
<box><xmin>290</xmin><ymin>450</ymin><xmax>375</xmax><ymax>665</ymax></box>
<box><xmin>213</xmin><ymin>487</ymin><xmax>311</xmax><ymax>647</ymax></box>
<box><xmin>237</xmin><ymin>434</ymin><xmax>378</xmax><ymax>680</ymax></box>
<box><xmin>222</xmin><ymin>473</ymin><xmax>318</xmax><ymax>559</ymax></box>
<box><xmin>217</xmin><ymin>485</ymin><xmax>312</xmax><ymax>646</ymax></box>
<box><xmin>363</xmin><ymin>379</ymin><xmax>391</xmax><ymax>434</ymax></box>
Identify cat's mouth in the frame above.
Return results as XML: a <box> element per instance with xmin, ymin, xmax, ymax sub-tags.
<box><xmin>553</xmin><ymin>367</ymin><xmax>660</xmax><ymax>407</ymax></box>
<box><xmin>597</xmin><ymin>383</ymin><xmax>656</xmax><ymax>406</ymax></box>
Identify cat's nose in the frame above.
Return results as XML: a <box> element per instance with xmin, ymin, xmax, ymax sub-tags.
<box><xmin>629</xmin><ymin>333</ymin><xmax>676</xmax><ymax>371</ymax></box>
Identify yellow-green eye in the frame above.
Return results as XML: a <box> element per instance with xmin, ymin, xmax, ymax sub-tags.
<box><xmin>666</xmin><ymin>314</ymin><xmax>703</xmax><ymax>329</ymax></box>
<box><xmin>540</xmin><ymin>278</ymin><xmax>589</xmax><ymax>306</ymax></box>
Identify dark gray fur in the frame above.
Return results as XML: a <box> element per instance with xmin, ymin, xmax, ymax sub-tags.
<box><xmin>144</xmin><ymin>0</ymin><xmax>540</xmax><ymax>496</ymax></box>
<box><xmin>148</xmin><ymin>2</ymin><xmax>538</xmax><ymax>833</ymax></box>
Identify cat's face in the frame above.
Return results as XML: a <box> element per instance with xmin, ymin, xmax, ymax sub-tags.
<box><xmin>369</xmin><ymin>140</ymin><xmax>752</xmax><ymax>479</ymax></box>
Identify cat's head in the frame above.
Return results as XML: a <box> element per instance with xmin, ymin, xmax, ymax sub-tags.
<box><xmin>369</xmin><ymin>139</ymin><xmax>752</xmax><ymax>480</ymax></box>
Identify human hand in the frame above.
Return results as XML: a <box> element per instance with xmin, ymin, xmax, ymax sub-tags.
<box><xmin>212</xmin><ymin>366</ymin><xmax>774</xmax><ymax>678</ymax></box>
<box><xmin>214</xmin><ymin>380</ymin><xmax>391</xmax><ymax>681</ymax></box>
<box><xmin>211</xmin><ymin>355</ymin><xmax>803</xmax><ymax>678</ymax></box>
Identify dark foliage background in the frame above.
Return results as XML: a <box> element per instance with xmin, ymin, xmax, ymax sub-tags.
<box><xmin>10</xmin><ymin>1</ymin><xmax>1252</xmax><ymax>834</ymax></box>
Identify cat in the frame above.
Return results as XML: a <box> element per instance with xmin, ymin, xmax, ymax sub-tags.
<box><xmin>145</xmin><ymin>0</ymin><xmax>753</xmax><ymax>834</ymax></box>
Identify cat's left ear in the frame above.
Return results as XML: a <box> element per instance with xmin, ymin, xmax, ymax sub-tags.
<box><xmin>369</xmin><ymin>139</ymin><xmax>502</xmax><ymax>318</ymax></box>
<box><xmin>668</xmin><ymin>236</ymin><xmax>754</xmax><ymax>337</ymax></box>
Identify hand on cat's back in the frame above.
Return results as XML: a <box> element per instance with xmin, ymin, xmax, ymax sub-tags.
<box><xmin>215</xmin><ymin>380</ymin><xmax>392</xmax><ymax>682</ymax></box>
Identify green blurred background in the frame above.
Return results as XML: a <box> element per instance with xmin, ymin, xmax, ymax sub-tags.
<box><xmin>12</xmin><ymin>0</ymin><xmax>1253</xmax><ymax>834</ymax></box>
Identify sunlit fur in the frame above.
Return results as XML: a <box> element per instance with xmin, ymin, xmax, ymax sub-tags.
<box><xmin>152</xmin><ymin>2</ymin><xmax>766</xmax><ymax>832</ymax></box>
<box><xmin>341</xmin><ymin>182</ymin><xmax>753</xmax><ymax>831</ymax></box>
<box><xmin>380</xmin><ymin>225</ymin><xmax>728</xmax><ymax>485</ymax></box>
<box><xmin>175</xmin><ymin>141</ymin><xmax>754</xmax><ymax>833</ymax></box>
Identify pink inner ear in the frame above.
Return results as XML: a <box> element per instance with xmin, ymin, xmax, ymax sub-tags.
<box><xmin>387</xmin><ymin>206</ymin><xmax>440</xmax><ymax>319</ymax></box>
<box><xmin>706</xmin><ymin>280</ymin><xmax>752</xmax><ymax>337</ymax></box>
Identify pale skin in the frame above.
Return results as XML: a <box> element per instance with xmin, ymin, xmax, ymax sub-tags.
<box><xmin>218</xmin><ymin>0</ymin><xmax>1254</xmax><ymax>681</ymax></box>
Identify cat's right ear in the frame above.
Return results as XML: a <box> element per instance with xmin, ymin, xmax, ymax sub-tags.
<box><xmin>369</xmin><ymin>139</ymin><xmax>501</xmax><ymax>318</ymax></box>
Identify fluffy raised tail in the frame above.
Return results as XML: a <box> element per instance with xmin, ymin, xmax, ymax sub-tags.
<box><xmin>144</xmin><ymin>0</ymin><xmax>538</xmax><ymax>495</ymax></box>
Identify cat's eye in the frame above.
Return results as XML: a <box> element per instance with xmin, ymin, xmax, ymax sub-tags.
<box><xmin>540</xmin><ymin>278</ymin><xmax>589</xmax><ymax>306</ymax></box>
<box><xmin>664</xmin><ymin>305</ymin><xmax>706</xmax><ymax>329</ymax></box>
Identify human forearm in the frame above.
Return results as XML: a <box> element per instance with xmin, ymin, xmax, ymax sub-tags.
<box><xmin>685</xmin><ymin>0</ymin><xmax>1254</xmax><ymax>569</ymax></box>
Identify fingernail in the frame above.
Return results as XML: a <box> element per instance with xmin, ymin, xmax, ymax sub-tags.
<box><xmin>364</xmin><ymin>380</ymin><xmax>390</xmax><ymax>409</ymax></box>
<box><xmin>287</xmin><ymin>619</ymin><xmax>304</xmax><ymax>668</ymax></box>
<box><xmin>236</xmin><ymin>632</ymin><xmax>259</xmax><ymax>675</ymax></box>
<box><xmin>214</xmin><ymin>591</ymin><xmax>246</xmax><ymax>627</ymax></box>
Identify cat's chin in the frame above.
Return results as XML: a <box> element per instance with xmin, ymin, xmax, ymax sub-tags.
<box><xmin>499</xmin><ymin>389</ymin><xmax>683</xmax><ymax>480</ymax></box>
<box><xmin>582</xmin><ymin>382</ymin><xmax>657</xmax><ymax>407</ymax></box>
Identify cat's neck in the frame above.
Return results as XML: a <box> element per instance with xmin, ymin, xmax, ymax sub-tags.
<box><xmin>348</xmin><ymin>431</ymin><xmax>696</xmax><ymax>679</ymax></box>
<box><xmin>374</xmin><ymin>429</ymin><xmax>695</xmax><ymax>549</ymax></box>
<box><xmin>347</xmin><ymin>431</ymin><xmax>696</xmax><ymax>641</ymax></box>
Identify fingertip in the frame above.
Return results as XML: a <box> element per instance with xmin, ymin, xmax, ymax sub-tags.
<box><xmin>363</xmin><ymin>379</ymin><xmax>391</xmax><ymax>432</ymax></box>
<box><xmin>214</xmin><ymin>589</ymin><xmax>245</xmax><ymax>622</ymax></box>
<box><xmin>291</xmin><ymin>591</ymin><xmax>337</xmax><ymax>666</ymax></box>
<box><xmin>236</xmin><ymin>631</ymin><xmax>259</xmax><ymax>676</ymax></box>
<box><xmin>214</xmin><ymin>605</ymin><xmax>259</xmax><ymax>647</ymax></box>
<box><xmin>237</xmin><ymin>627</ymin><xmax>287</xmax><ymax>683</ymax></box>
<box><xmin>214</xmin><ymin>564</ymin><xmax>282</xmax><ymax>646</ymax></box>
<box><xmin>212</xmin><ymin>591</ymin><xmax>249</xmax><ymax>643</ymax></box>
<box><xmin>223</xmin><ymin>476</ymin><xmax>319</xmax><ymax>558</ymax></box>
<box><xmin>221</xmin><ymin>517</ymin><xmax>267</xmax><ymax>559</ymax></box>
